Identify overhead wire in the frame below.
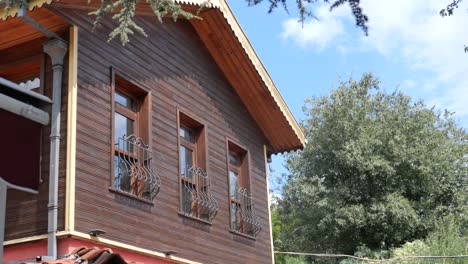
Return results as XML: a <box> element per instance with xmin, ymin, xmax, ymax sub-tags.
<box><xmin>274</xmin><ymin>251</ymin><xmax>468</xmax><ymax>263</ymax></box>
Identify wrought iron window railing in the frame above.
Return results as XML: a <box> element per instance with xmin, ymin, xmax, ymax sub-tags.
<box><xmin>231</xmin><ymin>187</ymin><xmax>262</xmax><ymax>237</ymax></box>
<box><xmin>181</xmin><ymin>166</ymin><xmax>218</xmax><ymax>223</ymax></box>
<box><xmin>114</xmin><ymin>135</ymin><xmax>160</xmax><ymax>201</ymax></box>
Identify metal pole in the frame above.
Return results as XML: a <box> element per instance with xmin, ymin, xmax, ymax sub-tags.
<box><xmin>43</xmin><ymin>39</ymin><xmax>67</xmax><ymax>259</ymax></box>
<box><xmin>0</xmin><ymin>179</ymin><xmax>7</xmax><ymax>262</ymax></box>
<box><xmin>17</xmin><ymin>4</ymin><xmax>61</xmax><ymax>40</ymax></box>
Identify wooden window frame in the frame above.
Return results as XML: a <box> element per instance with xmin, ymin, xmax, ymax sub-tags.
<box><xmin>177</xmin><ymin>108</ymin><xmax>210</xmax><ymax>222</ymax></box>
<box><xmin>109</xmin><ymin>67</ymin><xmax>152</xmax><ymax>201</ymax></box>
<box><xmin>226</xmin><ymin>138</ymin><xmax>254</xmax><ymax>238</ymax></box>
<box><xmin>179</xmin><ymin>124</ymin><xmax>198</xmax><ymax>178</ymax></box>
<box><xmin>114</xmin><ymin>89</ymin><xmax>139</xmax><ymax>144</ymax></box>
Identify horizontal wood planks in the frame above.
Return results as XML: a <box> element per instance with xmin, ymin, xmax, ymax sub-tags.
<box><xmin>50</xmin><ymin>5</ymin><xmax>272</xmax><ymax>264</ymax></box>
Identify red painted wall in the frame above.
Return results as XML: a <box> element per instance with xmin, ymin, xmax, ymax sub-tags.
<box><xmin>4</xmin><ymin>237</ymin><xmax>176</xmax><ymax>263</ymax></box>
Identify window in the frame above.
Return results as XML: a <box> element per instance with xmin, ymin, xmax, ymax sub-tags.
<box><xmin>227</xmin><ymin>140</ymin><xmax>262</xmax><ymax>237</ymax></box>
<box><xmin>112</xmin><ymin>74</ymin><xmax>160</xmax><ymax>201</ymax></box>
<box><xmin>114</xmin><ymin>90</ymin><xmax>136</xmax><ymax>146</ymax></box>
<box><xmin>178</xmin><ymin>110</ymin><xmax>218</xmax><ymax>223</ymax></box>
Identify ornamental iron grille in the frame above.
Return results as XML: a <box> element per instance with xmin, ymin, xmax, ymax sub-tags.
<box><xmin>114</xmin><ymin>134</ymin><xmax>160</xmax><ymax>201</ymax></box>
<box><xmin>181</xmin><ymin>166</ymin><xmax>218</xmax><ymax>222</ymax></box>
<box><xmin>231</xmin><ymin>187</ymin><xmax>262</xmax><ymax>237</ymax></box>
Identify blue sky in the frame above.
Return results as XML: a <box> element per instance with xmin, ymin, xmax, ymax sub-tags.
<box><xmin>226</xmin><ymin>0</ymin><xmax>468</xmax><ymax>191</ymax></box>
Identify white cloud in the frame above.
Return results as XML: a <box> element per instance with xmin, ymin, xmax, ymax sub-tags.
<box><xmin>359</xmin><ymin>0</ymin><xmax>468</xmax><ymax>124</ymax></box>
<box><xmin>281</xmin><ymin>0</ymin><xmax>468</xmax><ymax>126</ymax></box>
<box><xmin>281</xmin><ymin>4</ymin><xmax>350</xmax><ymax>50</ymax></box>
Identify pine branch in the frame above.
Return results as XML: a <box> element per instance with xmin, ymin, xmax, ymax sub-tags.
<box><xmin>107</xmin><ymin>0</ymin><xmax>145</xmax><ymax>45</ymax></box>
<box><xmin>439</xmin><ymin>0</ymin><xmax>466</xmax><ymax>53</ymax></box>
<box><xmin>440</xmin><ymin>0</ymin><xmax>464</xmax><ymax>17</ymax></box>
<box><xmin>247</xmin><ymin>0</ymin><xmax>369</xmax><ymax>35</ymax></box>
<box><xmin>332</xmin><ymin>0</ymin><xmax>368</xmax><ymax>36</ymax></box>
<box><xmin>97</xmin><ymin>0</ymin><xmax>204</xmax><ymax>45</ymax></box>
<box><xmin>89</xmin><ymin>0</ymin><xmax>114</xmax><ymax>30</ymax></box>
<box><xmin>2</xmin><ymin>0</ymin><xmax>204</xmax><ymax>45</ymax></box>
<box><xmin>146</xmin><ymin>0</ymin><xmax>201</xmax><ymax>23</ymax></box>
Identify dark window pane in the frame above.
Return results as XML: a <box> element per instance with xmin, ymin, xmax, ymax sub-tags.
<box><xmin>229</xmin><ymin>170</ymin><xmax>238</xmax><ymax>199</ymax></box>
<box><xmin>115</xmin><ymin>91</ymin><xmax>134</xmax><ymax>109</ymax></box>
<box><xmin>115</xmin><ymin>112</ymin><xmax>134</xmax><ymax>144</ymax></box>
<box><xmin>114</xmin><ymin>155</ymin><xmax>119</xmax><ymax>183</ymax></box>
<box><xmin>180</xmin><ymin>146</ymin><xmax>194</xmax><ymax>177</ymax></box>
<box><xmin>180</xmin><ymin>126</ymin><xmax>195</xmax><ymax>143</ymax></box>
<box><xmin>140</xmin><ymin>181</ymin><xmax>150</xmax><ymax>200</ymax></box>
<box><xmin>182</xmin><ymin>184</ymin><xmax>193</xmax><ymax>215</ymax></box>
<box><xmin>231</xmin><ymin>202</ymin><xmax>239</xmax><ymax>230</ymax></box>
<box><xmin>229</xmin><ymin>153</ymin><xmax>241</xmax><ymax>166</ymax></box>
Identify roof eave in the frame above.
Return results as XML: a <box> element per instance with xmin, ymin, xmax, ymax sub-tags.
<box><xmin>192</xmin><ymin>1</ymin><xmax>305</xmax><ymax>152</ymax></box>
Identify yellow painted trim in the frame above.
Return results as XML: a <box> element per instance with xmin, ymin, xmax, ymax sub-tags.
<box><xmin>3</xmin><ymin>234</ymin><xmax>48</xmax><ymax>246</ymax></box>
<box><xmin>65</xmin><ymin>25</ymin><xmax>78</xmax><ymax>231</ymax></box>
<box><xmin>264</xmin><ymin>145</ymin><xmax>275</xmax><ymax>264</ymax></box>
<box><xmin>1</xmin><ymin>0</ymin><xmax>53</xmax><ymax>20</ymax></box>
<box><xmin>4</xmin><ymin>231</ymin><xmax>201</xmax><ymax>264</ymax></box>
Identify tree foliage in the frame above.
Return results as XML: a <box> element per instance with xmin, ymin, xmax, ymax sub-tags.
<box><xmin>392</xmin><ymin>215</ymin><xmax>468</xmax><ymax>264</ymax></box>
<box><xmin>272</xmin><ymin>206</ymin><xmax>308</xmax><ymax>264</ymax></box>
<box><xmin>247</xmin><ymin>0</ymin><xmax>368</xmax><ymax>35</ymax></box>
<box><xmin>439</xmin><ymin>0</ymin><xmax>467</xmax><ymax>52</ymax></box>
<box><xmin>276</xmin><ymin>73</ymin><xmax>467</xmax><ymax>256</ymax></box>
<box><xmin>92</xmin><ymin>0</ymin><xmax>201</xmax><ymax>45</ymax></box>
<box><xmin>440</xmin><ymin>0</ymin><xmax>465</xmax><ymax>17</ymax></box>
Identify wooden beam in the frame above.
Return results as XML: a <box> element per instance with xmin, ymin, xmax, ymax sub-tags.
<box><xmin>65</xmin><ymin>25</ymin><xmax>78</xmax><ymax>232</ymax></box>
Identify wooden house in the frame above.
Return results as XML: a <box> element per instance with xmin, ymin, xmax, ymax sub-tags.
<box><xmin>0</xmin><ymin>0</ymin><xmax>305</xmax><ymax>263</ymax></box>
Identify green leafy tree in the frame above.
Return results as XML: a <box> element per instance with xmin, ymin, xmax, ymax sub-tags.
<box><xmin>277</xmin><ymin>73</ymin><xmax>467</xmax><ymax>256</ymax></box>
<box><xmin>392</xmin><ymin>215</ymin><xmax>468</xmax><ymax>264</ymax></box>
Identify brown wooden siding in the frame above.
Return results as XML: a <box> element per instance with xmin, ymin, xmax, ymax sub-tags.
<box><xmin>51</xmin><ymin>6</ymin><xmax>272</xmax><ymax>264</ymax></box>
<box><xmin>3</xmin><ymin>36</ymin><xmax>69</xmax><ymax>240</ymax></box>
